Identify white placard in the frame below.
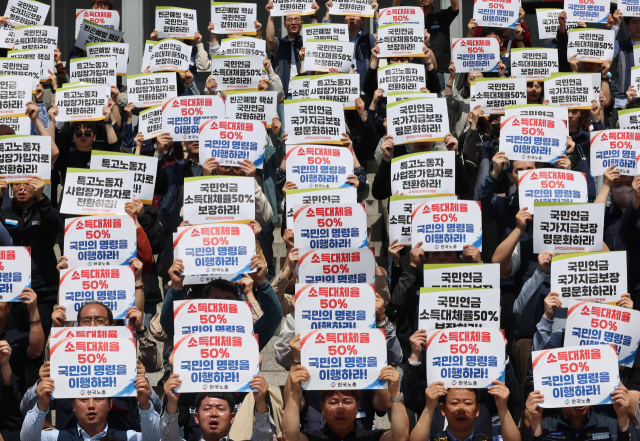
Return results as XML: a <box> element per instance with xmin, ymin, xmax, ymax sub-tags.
<box><xmin>532</xmin><ymin>345</ymin><xmax>619</xmax><ymax>407</ymax></box>
<box><xmin>621</xmin><ymin>0</ymin><xmax>640</xmax><ymax>16</ymax></box>
<box><xmin>0</xmin><ymin>27</ymin><xmax>16</xmax><ymax>50</ymax></box>
<box><xmin>55</xmin><ymin>84</ymin><xmax>109</xmax><ymax>122</ymax></box>
<box><xmin>64</xmin><ymin>215</ymin><xmax>137</xmax><ymax>268</ymax></box>
<box><xmin>377</xmin><ymin>63</ymin><xmax>427</xmax><ymax>96</ymax></box>
<box><xmin>567</xmin><ymin>28</ymin><xmax>615</xmax><ymax>63</ymax></box>
<box><xmin>565</xmin><ymin>300</ymin><xmax>640</xmax><ymax>367</ymax></box>
<box><xmin>412</xmin><ymin>200</ymin><xmax>483</xmax><ymax>251</ymax></box>
<box><xmin>70</xmin><ymin>56</ymin><xmax>117</xmax><ymax>88</ymax></box>
<box><xmin>378</xmin><ymin>7</ymin><xmax>425</xmax><ymax>26</ymax></box>
<box><xmin>149</xmin><ymin>38</ymin><xmax>192</xmax><ymax>75</ymax></box>
<box><xmin>564</xmin><ymin>0</ymin><xmax>609</xmax><ymax>23</ymax></box>
<box><xmin>211</xmin><ymin>55</ymin><xmax>265</xmax><ymax>91</ymax></box>
<box><xmin>4</xmin><ymin>0</ymin><xmax>49</xmax><ymax>27</ymax></box>
<box><xmin>89</xmin><ymin>151</ymin><xmax>158</xmax><ymax>205</ymax></box>
<box><xmin>293</xmin><ymin>204</ymin><xmax>368</xmax><ymax>250</ymax></box>
<box><xmin>220</xmin><ymin>36</ymin><xmax>266</xmax><ymax>57</ymax></box>
<box><xmin>301</xmin><ymin>23</ymin><xmax>349</xmax><ymax>42</ymax></box>
<box><xmin>510</xmin><ymin>48</ymin><xmax>559</xmax><ymax>80</ymax></box>
<box><xmin>298</xmin><ymin>248</ymin><xmax>376</xmax><ymax>284</ymax></box>
<box><xmin>618</xmin><ymin>108</ymin><xmax>640</xmax><ymax>130</ymax></box>
<box><xmin>0</xmin><ymin>56</ymin><xmax>40</xmax><ymax>90</ymax></box>
<box><xmin>423</xmin><ymin>263</ymin><xmax>500</xmax><ymax>289</ymax></box>
<box><xmin>126</xmin><ymin>72</ymin><xmax>178</xmax><ymax>108</ymax></box>
<box><xmin>0</xmin><ymin>135</ymin><xmax>51</xmax><ymax>183</ymax></box>
<box><xmin>533</xmin><ymin>202</ymin><xmax>605</xmax><ymax>254</ymax></box>
<box><xmin>75</xmin><ymin>20</ymin><xmax>124</xmax><ymax>51</ymax></box>
<box><xmin>0</xmin><ymin>75</ymin><xmax>32</xmax><ymax>116</ymax></box>
<box><xmin>173</xmin><ymin>299</ymin><xmax>254</xmax><ymax>336</ymax></box>
<box><xmin>377</xmin><ymin>24</ymin><xmax>424</xmax><ymax>58</ymax></box>
<box><xmin>162</xmin><ymin>96</ymin><xmax>226</xmax><ymax>142</ymax></box>
<box><xmin>225</xmin><ymin>91</ymin><xmax>278</xmax><ymax>127</ymax></box>
<box><xmin>308</xmin><ymin>73</ymin><xmax>360</xmax><ymax>109</ymax></box>
<box><xmin>304</xmin><ymin>39</ymin><xmax>354</xmax><ymax>73</ymax></box>
<box><xmin>544</xmin><ymin>73</ymin><xmax>593</xmax><ymax>109</ymax></box>
<box><xmin>284</xmin><ymin>99</ymin><xmax>346</xmax><ymax>145</ymax></box>
<box><xmin>137</xmin><ymin>106</ymin><xmax>163</xmax><ymax>140</ymax></box>
<box><xmin>8</xmin><ymin>47</ymin><xmax>49</xmax><ymax>82</ymax></box>
<box><xmin>291</xmin><ymin>75</ymin><xmax>310</xmax><ymax>99</ymax></box>
<box><xmin>199</xmin><ymin>118</ymin><xmax>266</xmax><ymax>169</ymax></box>
<box><xmin>75</xmin><ymin>9</ymin><xmax>120</xmax><ymax>38</ymax></box>
<box><xmin>473</xmin><ymin>0</ymin><xmax>520</xmax><ymax>28</ymax></box>
<box><xmin>86</xmin><ymin>42</ymin><xmax>129</xmax><ymax>77</ymax></box>
<box><xmin>294</xmin><ymin>283</ymin><xmax>376</xmax><ymax>334</ymax></box>
<box><xmin>60</xmin><ymin>169</ymin><xmax>135</xmax><ymax>216</ymax></box>
<box><xmin>470</xmin><ymin>77</ymin><xmax>528</xmax><ymax>114</ymax></box>
<box><xmin>537</xmin><ymin>9</ymin><xmax>563</xmax><ymax>39</ymax></box>
<box><xmin>155</xmin><ymin>7</ymin><xmax>198</xmax><ymax>39</ymax></box>
<box><xmin>387</xmin><ymin>97</ymin><xmax>449</xmax><ymax>144</ymax></box>
<box><xmin>451</xmin><ymin>38</ymin><xmax>500</xmax><ymax>73</ymax></box>
<box><xmin>59</xmin><ymin>266</ymin><xmax>136</xmax><ymax>321</ymax></box>
<box><xmin>285</xmin><ymin>144</ymin><xmax>354</xmax><ymax>190</ymax></box>
<box><xmin>387</xmin><ymin>92</ymin><xmax>437</xmax><ymax>103</ymax></box>
<box><xmin>550</xmin><ymin>251</ymin><xmax>627</xmax><ymax>307</ymax></box>
<box><xmin>271</xmin><ymin>0</ymin><xmax>315</xmax><ymax>17</ymax></box>
<box><xmin>426</xmin><ymin>328</ymin><xmax>506</xmax><ymax>388</ymax></box>
<box><xmin>50</xmin><ymin>326</ymin><xmax>134</xmax><ymax>341</ymax></box>
<box><xmin>183</xmin><ymin>176</ymin><xmax>256</xmax><ymax>225</ymax></box>
<box><xmin>50</xmin><ymin>337</ymin><xmax>137</xmax><ymax>398</ymax></box>
<box><xmin>0</xmin><ymin>115</ymin><xmax>30</xmax><ymax>134</ymax></box>
<box><xmin>286</xmin><ymin>187</ymin><xmax>357</xmax><ymax>227</ymax></box>
<box><xmin>518</xmin><ymin>169</ymin><xmax>588</xmax><ymax>215</ymax></box>
<box><xmin>329</xmin><ymin>0</ymin><xmax>373</xmax><ymax>16</ymax></box>
<box><xmin>211</xmin><ymin>3</ymin><xmax>257</xmax><ymax>34</ymax></box>
<box><xmin>141</xmin><ymin>40</ymin><xmax>155</xmax><ymax>72</ymax></box>
<box><xmin>390</xmin><ymin>151</ymin><xmax>456</xmax><ymax>196</ymax></box>
<box><xmin>590</xmin><ymin>130</ymin><xmax>640</xmax><ymax>176</ymax></box>
<box><xmin>418</xmin><ymin>287</ymin><xmax>500</xmax><ymax>330</ymax></box>
<box><xmin>0</xmin><ymin>247</ymin><xmax>31</xmax><ymax>302</ymax></box>
<box><xmin>389</xmin><ymin>194</ymin><xmax>456</xmax><ymax>246</ymax></box>
<box><xmin>13</xmin><ymin>25</ymin><xmax>57</xmax><ymax>50</ymax></box>
<box><xmin>301</xmin><ymin>329</ymin><xmax>387</xmax><ymax>390</ymax></box>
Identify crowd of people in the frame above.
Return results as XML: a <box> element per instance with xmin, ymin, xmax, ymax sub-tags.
<box><xmin>1</xmin><ymin>1</ymin><xmax>640</xmax><ymax>441</ymax></box>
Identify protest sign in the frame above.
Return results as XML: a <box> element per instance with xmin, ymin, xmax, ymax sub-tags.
<box><xmin>621</xmin><ymin>0</ymin><xmax>640</xmax><ymax>16</ymax></box>
<box><xmin>298</xmin><ymin>248</ymin><xmax>376</xmax><ymax>284</ymax></box>
<box><xmin>175</xmin><ymin>223</ymin><xmax>256</xmax><ymax>276</ymax></box>
<box><xmin>75</xmin><ymin>9</ymin><xmax>120</xmax><ymax>38</ymax></box>
<box><xmin>537</xmin><ymin>9</ymin><xmax>562</xmax><ymax>38</ymax></box>
<box><xmin>377</xmin><ymin>63</ymin><xmax>427</xmax><ymax>96</ymax></box>
<box><xmin>567</xmin><ymin>28</ymin><xmax>614</xmax><ymax>63</ymax></box>
<box><xmin>390</xmin><ymin>151</ymin><xmax>456</xmax><ymax>196</ymax></box>
<box><xmin>199</xmin><ymin>118</ymin><xmax>266</xmax><ymax>169</ymax></box>
<box><xmin>0</xmin><ymin>75</ymin><xmax>31</xmax><ymax>116</ymax></box>
<box><xmin>387</xmin><ymin>97</ymin><xmax>449</xmax><ymax>144</ymax></box>
<box><xmin>89</xmin><ymin>151</ymin><xmax>158</xmax><ymax>205</ymax></box>
<box><xmin>590</xmin><ymin>130</ymin><xmax>640</xmax><ymax>176</ymax></box>
<box><xmin>565</xmin><ymin>300</ymin><xmax>640</xmax><ymax>367</ymax></box>
<box><xmin>544</xmin><ymin>73</ymin><xmax>593</xmax><ymax>109</ymax></box>
<box><xmin>59</xmin><ymin>266</ymin><xmax>135</xmax><ymax>321</ymax></box>
<box><xmin>387</xmin><ymin>92</ymin><xmax>437</xmax><ymax>103</ymax></box>
<box><xmin>225</xmin><ymin>91</ymin><xmax>278</xmax><ymax>127</ymax></box>
<box><xmin>270</xmin><ymin>0</ymin><xmax>315</xmax><ymax>17</ymax></box>
<box><xmin>220</xmin><ymin>36</ymin><xmax>266</xmax><ymax>57</ymax></box>
<box><xmin>173</xmin><ymin>299</ymin><xmax>254</xmax><ymax>336</ymax></box>
<box><xmin>173</xmin><ymin>332</ymin><xmax>259</xmax><ymax>392</ymax></box>
<box><xmin>75</xmin><ymin>20</ymin><xmax>124</xmax><ymax>51</ymax></box>
<box><xmin>64</xmin><ymin>215</ymin><xmax>137</xmax><ymax>268</ymax></box>
<box><xmin>291</xmin><ymin>75</ymin><xmax>310</xmax><ymax>99</ymax></box>
<box><xmin>301</xmin><ymin>23</ymin><xmax>349</xmax><ymax>42</ymax></box>
<box><xmin>294</xmin><ymin>283</ymin><xmax>376</xmax><ymax>333</ymax></box>
<box><xmin>301</xmin><ymin>329</ymin><xmax>387</xmax><ymax>390</ymax></box>
<box><xmin>293</xmin><ymin>204</ymin><xmax>368</xmax><ymax>250</ymax></box>
<box><xmin>510</xmin><ymin>47</ymin><xmax>559</xmax><ymax>80</ymax></box>
<box><xmin>0</xmin><ymin>135</ymin><xmax>51</xmax><ymax>183</ymax></box>
<box><xmin>0</xmin><ymin>115</ymin><xmax>30</xmax><ymax>135</ymax></box>
<box><xmin>7</xmin><ymin>47</ymin><xmax>49</xmax><ymax>82</ymax></box>
<box><xmin>426</xmin><ymin>328</ymin><xmax>506</xmax><ymax>388</ymax></box>
<box><xmin>141</xmin><ymin>40</ymin><xmax>154</xmax><ymax>71</ymax></box>
<box><xmin>0</xmin><ymin>27</ymin><xmax>15</xmax><ymax>50</ymax></box>
<box><xmin>308</xmin><ymin>73</ymin><xmax>359</xmax><ymax>109</ymax></box>
<box><xmin>378</xmin><ymin>7</ymin><xmax>425</xmax><ymax>26</ymax></box>
<box><xmin>533</xmin><ymin>201</ymin><xmax>605</xmax><ymax>254</ymax></box>
<box><xmin>501</xmin><ymin>104</ymin><xmax>568</xmax><ymax>162</ymax></box>
<box><xmin>138</xmin><ymin>106</ymin><xmax>163</xmax><ymax>140</ymax></box>
<box><xmin>50</xmin><ymin>336</ymin><xmax>137</xmax><ymax>398</ymax></box>
<box><xmin>418</xmin><ymin>287</ymin><xmax>500</xmax><ymax>330</ymax></box>
<box><xmin>126</xmin><ymin>72</ymin><xmax>178</xmax><ymax>108</ymax></box>
<box><xmin>412</xmin><ymin>200</ymin><xmax>483</xmax><ymax>251</ymax></box>
<box><xmin>149</xmin><ymin>38</ymin><xmax>192</xmax><ymax>75</ymax></box>
<box><xmin>423</xmin><ymin>263</ymin><xmax>500</xmax><ymax>289</ymax></box>
<box><xmin>155</xmin><ymin>7</ymin><xmax>197</xmax><ymax>39</ymax></box>
<box><xmin>69</xmin><ymin>56</ymin><xmax>117</xmax><ymax>88</ymax></box>
<box><xmin>0</xmin><ymin>56</ymin><xmax>40</xmax><ymax>90</ymax></box>
<box><xmin>550</xmin><ymin>251</ymin><xmax>627</xmax><ymax>307</ymax></box>
<box><xmin>0</xmin><ymin>247</ymin><xmax>30</xmax><ymax>302</ymax></box>
<box><xmin>473</xmin><ymin>0</ymin><xmax>520</xmax><ymax>28</ymax></box>
<box><xmin>518</xmin><ymin>169</ymin><xmax>588</xmax><ymax>215</ymax></box>
<box><xmin>286</xmin><ymin>187</ymin><xmax>357</xmax><ymax>227</ymax></box>
<box><xmin>60</xmin><ymin>169</ymin><xmax>135</xmax><ymax>216</ymax></box>
<box><xmin>304</xmin><ymin>39</ymin><xmax>354</xmax><ymax>72</ymax></box>
<box><xmin>389</xmin><ymin>194</ymin><xmax>456</xmax><ymax>246</ymax></box>
<box><xmin>50</xmin><ymin>326</ymin><xmax>134</xmax><ymax>341</ymax></box>
<box><xmin>451</xmin><ymin>38</ymin><xmax>500</xmax><ymax>73</ymax></box>
<box><xmin>618</xmin><ymin>108</ymin><xmax>640</xmax><ymax>130</ymax></box>
<box><xmin>285</xmin><ymin>144</ymin><xmax>354</xmax><ymax>190</ymax></box>
<box><xmin>470</xmin><ymin>77</ymin><xmax>527</xmax><ymax>114</ymax></box>
<box><xmin>329</xmin><ymin>0</ymin><xmax>373</xmax><ymax>16</ymax></box>
<box><xmin>377</xmin><ymin>24</ymin><xmax>425</xmax><ymax>58</ymax></box>
<box><xmin>55</xmin><ymin>84</ymin><xmax>109</xmax><ymax>122</ymax></box>
<box><xmin>532</xmin><ymin>345</ymin><xmax>619</xmax><ymax>407</ymax></box>
<box><xmin>86</xmin><ymin>42</ymin><xmax>129</xmax><ymax>76</ymax></box>
<box><xmin>211</xmin><ymin>3</ymin><xmax>257</xmax><ymax>34</ymax></box>
<box><xmin>162</xmin><ymin>96</ymin><xmax>226</xmax><ymax>142</ymax></box>
<box><xmin>284</xmin><ymin>99</ymin><xmax>346</xmax><ymax>145</ymax></box>
<box><xmin>564</xmin><ymin>0</ymin><xmax>608</xmax><ymax>23</ymax></box>
<box><xmin>4</xmin><ymin>0</ymin><xmax>48</xmax><ymax>27</ymax></box>
<box><xmin>13</xmin><ymin>25</ymin><xmax>57</xmax><ymax>50</ymax></box>
<box><xmin>210</xmin><ymin>55</ymin><xmax>265</xmax><ymax>91</ymax></box>
<box><xmin>183</xmin><ymin>176</ymin><xmax>256</xmax><ymax>225</ymax></box>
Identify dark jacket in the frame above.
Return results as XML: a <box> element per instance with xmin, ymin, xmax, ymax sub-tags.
<box><xmin>619</xmin><ymin>203</ymin><xmax>640</xmax><ymax>307</ymax></box>
<box><xmin>271</xmin><ymin>36</ymin><xmax>303</xmax><ymax>96</ymax></box>
<box><xmin>525</xmin><ymin>409</ymin><xmax>630</xmax><ymax>441</ymax></box>
<box><xmin>138</xmin><ymin>205</ymin><xmax>165</xmax><ymax>305</ymax></box>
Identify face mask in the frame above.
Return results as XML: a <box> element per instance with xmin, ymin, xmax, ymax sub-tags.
<box><xmin>612</xmin><ymin>186</ymin><xmax>634</xmax><ymax>208</ymax></box>
<box><xmin>491</xmin><ymin>124</ymin><xmax>500</xmax><ymax>138</ymax></box>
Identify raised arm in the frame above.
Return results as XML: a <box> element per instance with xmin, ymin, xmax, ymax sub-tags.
<box><xmin>266</xmin><ymin>1</ymin><xmax>278</xmax><ymax>53</ymax></box>
<box><xmin>282</xmin><ymin>366</ymin><xmax>311</xmax><ymax>441</ymax></box>
<box><xmin>408</xmin><ymin>382</ymin><xmax>446</xmax><ymax>441</ymax></box>
<box><xmin>492</xmin><ymin>208</ymin><xmax>530</xmax><ymax>277</ymax></box>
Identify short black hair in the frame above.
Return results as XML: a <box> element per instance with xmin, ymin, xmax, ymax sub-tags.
<box><xmin>626</xmin><ymin>97</ymin><xmax>640</xmax><ymax>110</ymax></box>
<box><xmin>70</xmin><ymin>120</ymin><xmax>98</xmax><ymax>134</ymax></box>
<box><xmin>201</xmin><ymin>278</ymin><xmax>239</xmax><ymax>300</ymax></box>
<box><xmin>481</xmin><ymin>27</ymin><xmax>503</xmax><ymax>39</ymax></box>
<box><xmin>77</xmin><ymin>301</ymin><xmax>113</xmax><ymax>325</ymax></box>
<box><xmin>445</xmin><ymin>388</ymin><xmax>480</xmax><ymax>403</ymax></box>
<box><xmin>319</xmin><ymin>390</ymin><xmax>360</xmax><ymax>402</ymax></box>
<box><xmin>195</xmin><ymin>392</ymin><xmax>236</xmax><ymax>412</ymax></box>
<box><xmin>92</xmin><ymin>0</ymin><xmax>114</xmax><ymax>9</ymax></box>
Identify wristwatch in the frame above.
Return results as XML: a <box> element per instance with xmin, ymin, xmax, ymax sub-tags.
<box><xmin>390</xmin><ymin>393</ymin><xmax>404</xmax><ymax>402</ymax></box>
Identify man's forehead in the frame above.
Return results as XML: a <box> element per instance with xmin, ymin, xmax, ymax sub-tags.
<box><xmin>512</xmin><ymin>160</ymin><xmax>535</xmax><ymax>171</ymax></box>
<box><xmin>201</xmin><ymin>397</ymin><xmax>231</xmax><ymax>408</ymax></box>
<box><xmin>446</xmin><ymin>389</ymin><xmax>476</xmax><ymax>402</ymax></box>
